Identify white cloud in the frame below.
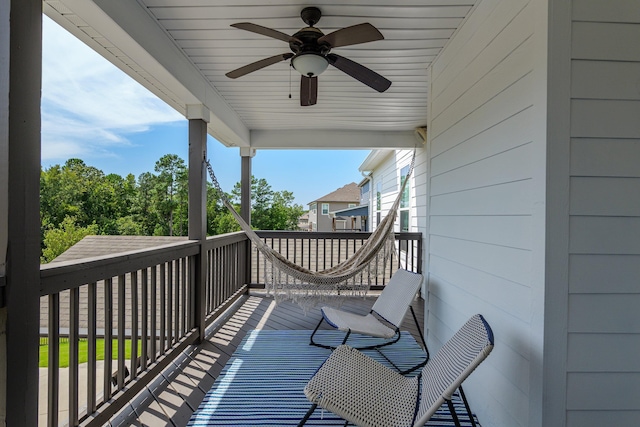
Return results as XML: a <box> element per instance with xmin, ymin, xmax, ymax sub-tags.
<box><xmin>42</xmin><ymin>16</ymin><xmax>183</xmax><ymax>162</ymax></box>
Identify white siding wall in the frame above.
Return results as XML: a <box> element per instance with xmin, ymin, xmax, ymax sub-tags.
<box><xmin>370</xmin><ymin>150</ymin><xmax>422</xmax><ymax>233</ymax></box>
<box><xmin>426</xmin><ymin>0</ymin><xmax>547</xmax><ymax>426</ymax></box>
<box><xmin>565</xmin><ymin>2</ymin><xmax>640</xmax><ymax>425</ymax></box>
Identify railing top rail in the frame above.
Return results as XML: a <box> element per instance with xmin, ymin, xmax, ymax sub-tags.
<box><xmin>204</xmin><ymin>231</ymin><xmax>248</xmax><ymax>250</ymax></box>
<box><xmin>255</xmin><ymin>230</ymin><xmax>423</xmax><ymax>240</ymax></box>
<box><xmin>40</xmin><ymin>240</ymin><xmax>200</xmax><ymax>296</ymax></box>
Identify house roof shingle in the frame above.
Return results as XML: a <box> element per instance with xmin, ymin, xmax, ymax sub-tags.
<box><xmin>51</xmin><ymin>235</ymin><xmax>188</xmax><ymax>263</ymax></box>
<box><xmin>310</xmin><ymin>182</ymin><xmax>360</xmax><ymax>204</ymax></box>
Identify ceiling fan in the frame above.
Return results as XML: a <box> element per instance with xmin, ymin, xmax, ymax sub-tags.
<box><xmin>225</xmin><ymin>6</ymin><xmax>392</xmax><ymax>106</ymax></box>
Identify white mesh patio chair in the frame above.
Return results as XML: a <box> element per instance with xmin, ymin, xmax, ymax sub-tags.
<box><xmin>299</xmin><ymin>314</ymin><xmax>494</xmax><ymax>427</ymax></box>
<box><xmin>310</xmin><ymin>268</ymin><xmax>427</xmax><ymax>373</ymax></box>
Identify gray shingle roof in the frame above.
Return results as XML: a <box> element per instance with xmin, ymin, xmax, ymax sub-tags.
<box><xmin>51</xmin><ymin>235</ymin><xmax>188</xmax><ymax>263</ymax></box>
<box><xmin>311</xmin><ymin>182</ymin><xmax>360</xmax><ymax>203</ymax></box>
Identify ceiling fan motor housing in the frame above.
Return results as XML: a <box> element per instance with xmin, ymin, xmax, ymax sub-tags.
<box><xmin>289</xmin><ymin>27</ymin><xmax>330</xmax><ymax>55</ymax></box>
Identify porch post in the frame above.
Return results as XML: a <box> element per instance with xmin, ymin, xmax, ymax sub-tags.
<box><xmin>187</xmin><ymin>105</ymin><xmax>209</xmax><ymax>343</ymax></box>
<box><xmin>240</xmin><ymin>147</ymin><xmax>255</xmax><ymax>225</ymax></box>
<box><xmin>240</xmin><ymin>147</ymin><xmax>255</xmax><ymax>287</ymax></box>
<box><xmin>1</xmin><ymin>0</ymin><xmax>42</xmax><ymax>425</ymax></box>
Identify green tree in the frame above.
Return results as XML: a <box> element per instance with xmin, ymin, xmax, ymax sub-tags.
<box><xmin>153</xmin><ymin>154</ymin><xmax>187</xmax><ymax>236</ymax></box>
<box><xmin>227</xmin><ymin>176</ymin><xmax>304</xmax><ymax>231</ymax></box>
<box><xmin>41</xmin><ymin>216</ymin><xmax>98</xmax><ymax>263</ymax></box>
<box><xmin>131</xmin><ymin>172</ymin><xmax>159</xmax><ymax>235</ymax></box>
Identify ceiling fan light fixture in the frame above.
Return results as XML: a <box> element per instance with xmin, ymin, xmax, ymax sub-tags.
<box><xmin>292</xmin><ymin>53</ymin><xmax>329</xmax><ymax>77</ymax></box>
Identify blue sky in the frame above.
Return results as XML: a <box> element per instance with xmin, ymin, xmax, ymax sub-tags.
<box><xmin>41</xmin><ymin>16</ymin><xmax>369</xmax><ymax>207</ymax></box>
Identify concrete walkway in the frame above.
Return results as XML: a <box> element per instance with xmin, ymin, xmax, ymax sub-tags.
<box><xmin>39</xmin><ymin>360</ymin><xmax>130</xmax><ymax>427</ymax></box>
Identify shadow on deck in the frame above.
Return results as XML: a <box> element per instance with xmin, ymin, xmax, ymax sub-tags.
<box><xmin>109</xmin><ymin>292</ymin><xmax>425</xmax><ymax>426</ymax></box>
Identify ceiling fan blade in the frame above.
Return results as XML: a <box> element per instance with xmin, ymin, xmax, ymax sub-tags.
<box><xmin>327</xmin><ymin>54</ymin><xmax>391</xmax><ymax>92</ymax></box>
<box><xmin>226</xmin><ymin>53</ymin><xmax>293</xmax><ymax>79</ymax></box>
<box><xmin>300</xmin><ymin>76</ymin><xmax>318</xmax><ymax>106</ymax></box>
<box><xmin>231</xmin><ymin>23</ymin><xmax>302</xmax><ymax>44</ymax></box>
<box><xmin>318</xmin><ymin>23</ymin><xmax>383</xmax><ymax>48</ymax></box>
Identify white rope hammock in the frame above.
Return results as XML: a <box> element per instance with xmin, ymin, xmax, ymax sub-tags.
<box><xmin>204</xmin><ymin>151</ymin><xmax>415</xmax><ymax>309</ymax></box>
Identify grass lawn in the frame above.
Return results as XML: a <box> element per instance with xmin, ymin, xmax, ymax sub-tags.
<box><xmin>39</xmin><ymin>339</ymin><xmax>142</xmax><ymax>368</ymax></box>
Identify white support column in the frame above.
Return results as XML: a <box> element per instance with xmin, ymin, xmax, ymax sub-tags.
<box><xmin>187</xmin><ymin>105</ymin><xmax>209</xmax><ymax>342</ymax></box>
<box><xmin>240</xmin><ymin>147</ymin><xmax>256</xmax><ymax>225</ymax></box>
<box><xmin>3</xmin><ymin>0</ymin><xmax>42</xmax><ymax>425</ymax></box>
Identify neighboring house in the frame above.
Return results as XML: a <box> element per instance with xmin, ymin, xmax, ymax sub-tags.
<box><xmin>332</xmin><ymin>177</ymin><xmax>371</xmax><ymax>232</ymax></box>
<box><xmin>359</xmin><ymin>150</ymin><xmax>418</xmax><ymax>237</ymax></box>
<box><xmin>308</xmin><ymin>183</ymin><xmax>360</xmax><ymax>232</ymax></box>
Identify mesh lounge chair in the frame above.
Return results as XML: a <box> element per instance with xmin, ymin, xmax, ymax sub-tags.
<box><xmin>299</xmin><ymin>314</ymin><xmax>494</xmax><ymax>427</ymax></box>
<box><xmin>310</xmin><ymin>269</ymin><xmax>427</xmax><ymax>373</ymax></box>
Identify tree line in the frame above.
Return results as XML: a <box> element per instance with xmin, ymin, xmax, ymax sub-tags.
<box><xmin>40</xmin><ymin>154</ymin><xmax>305</xmax><ymax>263</ymax></box>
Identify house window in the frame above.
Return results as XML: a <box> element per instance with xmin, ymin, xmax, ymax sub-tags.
<box><xmin>322</xmin><ymin>203</ymin><xmax>329</xmax><ymax>215</ymax></box>
<box><xmin>310</xmin><ymin>202</ymin><xmax>317</xmax><ymax>215</ymax></box>
<box><xmin>376</xmin><ymin>182</ymin><xmax>381</xmax><ymax>211</ymax></box>
<box><xmin>399</xmin><ymin>165</ymin><xmax>411</xmax><ymax>252</ymax></box>
<box><xmin>400</xmin><ymin>165</ymin><xmax>410</xmax><ymax>209</ymax></box>
<box><xmin>348</xmin><ymin>203</ymin><xmax>356</xmax><ymax>208</ymax></box>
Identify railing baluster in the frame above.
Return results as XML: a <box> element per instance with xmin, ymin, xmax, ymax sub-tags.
<box><xmin>117</xmin><ymin>274</ymin><xmax>126</xmax><ymax>390</ymax></box>
<box><xmin>104</xmin><ymin>278</ymin><xmax>113</xmax><ymax>402</ymax></box>
<box><xmin>159</xmin><ymin>263</ymin><xmax>166</xmax><ymax>353</ymax></box>
<box><xmin>47</xmin><ymin>293</ymin><xmax>60</xmax><ymax>427</ymax></box>
<box><xmin>207</xmin><ymin>250</ymin><xmax>212</xmax><ymax>313</ymax></box>
<box><xmin>87</xmin><ymin>281</ymin><xmax>97</xmax><ymax>413</ymax></box>
<box><xmin>182</xmin><ymin>256</ymin><xmax>188</xmax><ymax>335</ymax></box>
<box><xmin>167</xmin><ymin>261</ymin><xmax>173</xmax><ymax>347</ymax></box>
<box><xmin>174</xmin><ymin>259</ymin><xmax>180</xmax><ymax>342</ymax></box>
<box><xmin>130</xmin><ymin>271</ymin><xmax>138</xmax><ymax>380</ymax></box>
<box><xmin>141</xmin><ymin>269</ymin><xmax>148</xmax><ymax>372</ymax></box>
<box><xmin>150</xmin><ymin>267</ymin><xmax>157</xmax><ymax>364</ymax></box>
<box><xmin>69</xmin><ymin>286</ymin><xmax>80</xmax><ymax>425</ymax></box>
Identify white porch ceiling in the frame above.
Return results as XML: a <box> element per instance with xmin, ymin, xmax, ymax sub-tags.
<box><xmin>43</xmin><ymin>0</ymin><xmax>476</xmax><ymax>149</ymax></box>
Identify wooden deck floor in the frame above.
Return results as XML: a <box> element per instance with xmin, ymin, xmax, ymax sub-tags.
<box><xmin>108</xmin><ymin>291</ymin><xmax>425</xmax><ymax>427</ymax></box>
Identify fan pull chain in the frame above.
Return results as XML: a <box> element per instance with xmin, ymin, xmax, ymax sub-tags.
<box><xmin>288</xmin><ymin>64</ymin><xmax>292</xmax><ymax>99</ymax></box>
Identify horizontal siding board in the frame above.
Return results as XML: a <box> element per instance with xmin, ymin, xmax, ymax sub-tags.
<box><xmin>430</xmin><ymin>215</ymin><xmax>531</xmax><ymax>250</ymax></box>
<box><xmin>431</xmin><ymin>11</ymin><xmax>533</xmax><ymax>121</ymax></box>
<box><xmin>571</xmin><ymin>99</ymin><xmax>640</xmax><ymax>138</ymax></box>
<box><xmin>569</xmin><ymin>254</ymin><xmax>640</xmax><ymax>294</ymax></box>
<box><xmin>568</xmin><ymin>294</ymin><xmax>640</xmax><ymax>333</ymax></box>
<box><xmin>431</xmin><ymin>144</ymin><xmax>532</xmax><ymax>196</ymax></box>
<box><xmin>431</xmin><ymin>0</ymin><xmax>528</xmax><ymax>88</ymax></box>
<box><xmin>430</xmin><ymin>107</ymin><xmax>533</xmax><ymax>177</ymax></box>
<box><xmin>567</xmin><ymin>411</ymin><xmax>640</xmax><ymax>427</ymax></box>
<box><xmin>570</xmin><ymin>138</ymin><xmax>640</xmax><ymax>177</ymax></box>
<box><xmin>570</xmin><ymin>177</ymin><xmax>640</xmax><ymax>216</ymax></box>
<box><xmin>429</xmin><ymin>255</ymin><xmax>532</xmax><ymax>319</ymax></box>
<box><xmin>567</xmin><ymin>372</ymin><xmax>640</xmax><ymax>410</ymax></box>
<box><xmin>572</xmin><ymin>0</ymin><xmax>640</xmax><ymax>23</ymax></box>
<box><xmin>567</xmin><ymin>333</ymin><xmax>640</xmax><ymax>372</ymax></box>
<box><xmin>430</xmin><ymin>180</ymin><xmax>532</xmax><ymax>216</ymax></box>
<box><xmin>429</xmin><ymin>235</ymin><xmax>531</xmax><ymax>285</ymax></box>
<box><xmin>428</xmin><ymin>278</ymin><xmax>531</xmax><ymax>425</ymax></box>
<box><xmin>431</xmin><ymin>73</ymin><xmax>534</xmax><ymax>155</ymax></box>
<box><xmin>571</xmin><ymin>60</ymin><xmax>640</xmax><ymax>101</ymax></box>
<box><xmin>570</xmin><ymin>216</ymin><xmax>640</xmax><ymax>254</ymax></box>
<box><xmin>572</xmin><ymin>22</ymin><xmax>640</xmax><ymax>61</ymax></box>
